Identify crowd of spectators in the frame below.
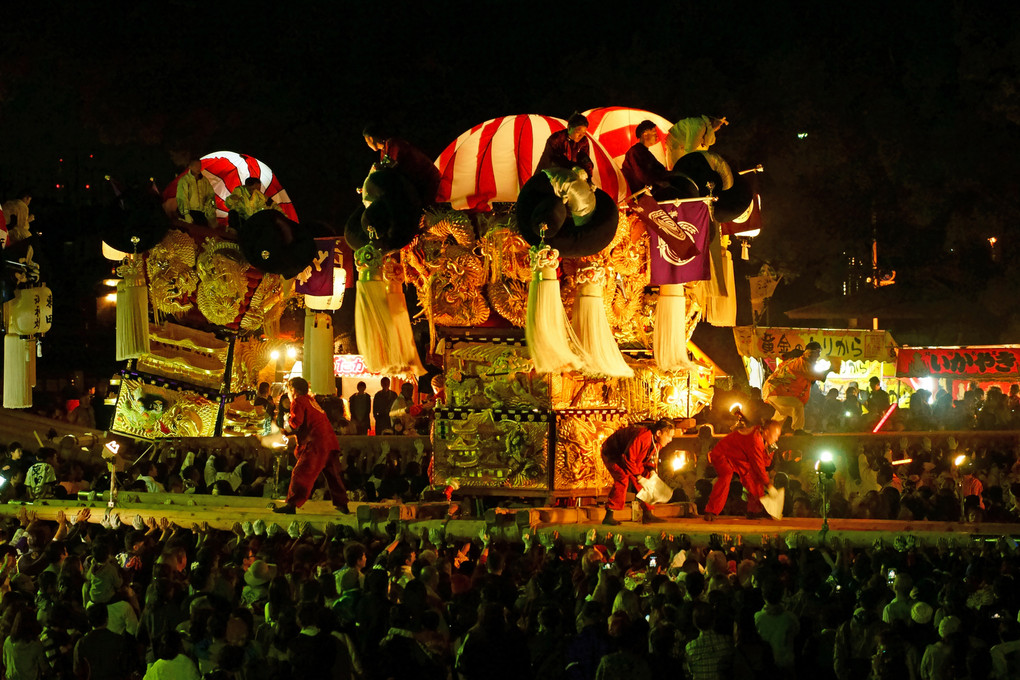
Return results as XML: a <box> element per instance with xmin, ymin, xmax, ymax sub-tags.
<box><xmin>0</xmin><ymin>503</ymin><xmax>1016</xmax><ymax>679</ymax></box>
<box><xmin>801</xmin><ymin>379</ymin><xmax>1020</xmax><ymax>434</ymax></box>
<box><xmin>667</xmin><ymin>428</ymin><xmax>1020</xmax><ymax>525</ymax></box>
<box><xmin>705</xmin><ymin>379</ymin><xmax>1020</xmax><ymax>437</ymax></box>
<box><xmin>0</xmin><ymin>436</ymin><xmax>432</xmax><ymax>509</ymax></box>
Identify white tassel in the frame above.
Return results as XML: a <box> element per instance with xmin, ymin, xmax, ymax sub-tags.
<box><xmin>654</xmin><ymin>283</ymin><xmax>693</xmax><ymax>371</ymax></box>
<box><xmin>115</xmin><ymin>256</ymin><xmax>150</xmax><ymax>361</ymax></box>
<box><xmin>704</xmin><ymin>236</ymin><xmax>737</xmax><ymax>327</ymax></box>
<box><xmin>306</xmin><ymin>311</ymin><xmax>337</xmax><ymax>396</ymax></box>
<box><xmin>571</xmin><ymin>264</ymin><xmax>633</xmax><ymax>378</ymax></box>
<box><xmin>526</xmin><ymin>245</ymin><xmax>585</xmax><ymax>374</ymax></box>
<box><xmin>355</xmin><ymin>276</ymin><xmax>394</xmax><ymax>374</ymax></box>
<box><xmin>353</xmin><ymin>244</ymin><xmax>401</xmax><ymax>375</ymax></box>
<box><xmin>384</xmin><ymin>258</ymin><xmax>425</xmax><ymax>377</ymax></box>
<box><xmin>27</xmin><ymin>339</ymin><xmax>36</xmax><ymax>388</ymax></box>
<box><xmin>3</xmin><ymin>334</ymin><xmax>31</xmax><ymax>409</ymax></box>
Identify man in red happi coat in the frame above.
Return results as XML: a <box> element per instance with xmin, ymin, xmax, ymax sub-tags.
<box><xmin>273</xmin><ymin>377</ymin><xmax>350</xmax><ymax>515</ymax></box>
<box><xmin>704</xmin><ymin>420</ymin><xmax>782</xmax><ymax>520</ymax></box>
<box><xmin>601</xmin><ymin>419</ymin><xmax>675</xmax><ymax>525</ymax></box>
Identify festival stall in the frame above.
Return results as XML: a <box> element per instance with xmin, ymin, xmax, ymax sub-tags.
<box><xmin>895</xmin><ymin>345</ymin><xmax>1020</xmax><ymax>398</ymax></box>
<box><xmin>734</xmin><ymin>326</ymin><xmax>898</xmax><ymax>395</ymax></box>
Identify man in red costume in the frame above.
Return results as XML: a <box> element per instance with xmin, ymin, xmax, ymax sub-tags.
<box><xmin>273</xmin><ymin>377</ymin><xmax>350</xmax><ymax>515</ymax></box>
<box><xmin>703</xmin><ymin>420</ymin><xmax>782</xmax><ymax>521</ymax></box>
<box><xmin>601</xmin><ymin>419</ymin><xmax>675</xmax><ymax>525</ymax></box>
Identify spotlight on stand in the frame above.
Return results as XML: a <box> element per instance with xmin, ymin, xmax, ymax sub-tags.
<box><xmin>729</xmin><ymin>403</ymin><xmax>747</xmax><ymax>426</ymax></box>
<box><xmin>814</xmin><ymin>450</ymin><xmax>836</xmax><ymax>538</ymax></box>
<box><xmin>815</xmin><ymin>450</ymin><xmax>836</xmax><ymax>478</ymax></box>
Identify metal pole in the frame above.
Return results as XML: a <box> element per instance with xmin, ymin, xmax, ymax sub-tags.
<box><xmin>215</xmin><ymin>336</ymin><xmax>236</xmax><ymax>437</ymax></box>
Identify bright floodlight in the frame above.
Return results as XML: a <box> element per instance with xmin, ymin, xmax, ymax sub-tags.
<box><xmin>819</xmin><ymin>450</ymin><xmax>834</xmax><ymax>463</ymax></box>
<box><xmin>286</xmin><ymin>346</ymin><xmax>297</xmax><ymax>359</ymax></box>
<box><xmin>954</xmin><ymin>454</ymin><xmax>966</xmax><ymax>466</ymax></box>
<box><xmin>815</xmin><ymin>359</ymin><xmax>831</xmax><ymax>372</ymax></box>
<box><xmin>270</xmin><ymin>350</ymin><xmax>280</xmax><ymax>361</ymax></box>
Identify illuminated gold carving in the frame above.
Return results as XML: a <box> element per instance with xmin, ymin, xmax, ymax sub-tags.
<box><xmin>196</xmin><ymin>239</ymin><xmax>249</xmax><ymax>326</ymax></box>
<box><xmin>146</xmin><ymin>230</ymin><xmax>199</xmax><ymax>316</ymax></box>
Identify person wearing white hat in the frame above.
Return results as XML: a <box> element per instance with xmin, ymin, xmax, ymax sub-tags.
<box><xmin>240</xmin><ymin>560</ymin><xmax>277</xmax><ymax>609</ymax></box>
<box><xmin>919</xmin><ymin>615</ymin><xmax>962</xmax><ymax>680</ymax></box>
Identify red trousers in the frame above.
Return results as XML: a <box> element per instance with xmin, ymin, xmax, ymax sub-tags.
<box><xmin>705</xmin><ymin>453</ymin><xmax>766</xmax><ymax>516</ymax></box>
<box><xmin>286</xmin><ymin>444</ymin><xmax>349</xmax><ymax>508</ymax></box>
<box><xmin>604</xmin><ymin>460</ymin><xmax>645</xmax><ymax>511</ymax></box>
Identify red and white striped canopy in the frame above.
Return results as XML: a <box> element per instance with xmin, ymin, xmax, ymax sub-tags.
<box><xmin>165</xmin><ymin>151</ymin><xmax>298</xmax><ymax>224</ymax></box>
<box><xmin>582</xmin><ymin>107</ymin><xmax>673</xmax><ymax>169</ymax></box>
<box><xmin>435</xmin><ymin>114</ymin><xmax>627</xmax><ymax>211</ymax></box>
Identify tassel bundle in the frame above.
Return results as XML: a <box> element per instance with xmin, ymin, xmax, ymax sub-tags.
<box><xmin>354</xmin><ymin>244</ymin><xmax>396</xmax><ymax>374</ymax></box>
<box><xmin>701</xmin><ymin>234</ymin><xmax>737</xmax><ymax>327</ymax></box>
<box><xmin>27</xmin><ymin>339</ymin><xmax>36</xmax><ymax>388</ymax></box>
<box><xmin>571</xmin><ymin>264</ymin><xmax>633</xmax><ymax>378</ymax></box>
<box><xmin>525</xmin><ymin>244</ymin><xmax>585</xmax><ymax>374</ymax></box>
<box><xmin>654</xmin><ymin>283</ymin><xmax>692</xmax><ymax>371</ymax></box>
<box><xmin>115</xmin><ymin>256</ymin><xmax>150</xmax><ymax>361</ymax></box>
<box><xmin>3</xmin><ymin>334</ymin><xmax>31</xmax><ymax>408</ymax></box>
<box><xmin>384</xmin><ymin>258</ymin><xmax>425</xmax><ymax>377</ymax></box>
<box><xmin>353</xmin><ymin>244</ymin><xmax>425</xmax><ymax>376</ymax></box>
<box><xmin>304</xmin><ymin>310</ymin><xmax>337</xmax><ymax>396</ymax></box>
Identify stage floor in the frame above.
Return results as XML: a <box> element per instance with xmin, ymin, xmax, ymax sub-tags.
<box><xmin>1</xmin><ymin>494</ymin><xmax>1015</xmax><ymax>548</ymax></box>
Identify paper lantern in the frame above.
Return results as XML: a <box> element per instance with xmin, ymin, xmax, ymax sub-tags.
<box><xmin>304</xmin><ymin>267</ymin><xmax>346</xmax><ymax>311</ymax></box>
<box><xmin>8</xmin><ymin>286</ymin><xmax>53</xmax><ymax>336</ymax></box>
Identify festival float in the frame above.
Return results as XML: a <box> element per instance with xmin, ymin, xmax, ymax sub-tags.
<box><xmin>94</xmin><ymin>109</ymin><xmax>760</xmax><ymax>507</ymax></box>
<box><xmin>103</xmin><ymin>152</ymin><xmax>344</xmax><ymax>445</ymax></box>
<box><xmin>397</xmin><ymin>109</ymin><xmax>759</xmax><ymax>502</ymax></box>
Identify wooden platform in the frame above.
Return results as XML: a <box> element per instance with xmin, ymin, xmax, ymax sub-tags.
<box><xmin>1</xmin><ymin>494</ymin><xmax>1014</xmax><ymax>548</ymax></box>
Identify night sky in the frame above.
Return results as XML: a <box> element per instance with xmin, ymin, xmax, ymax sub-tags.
<box><xmin>4</xmin><ymin>1</ymin><xmax>1020</xmax><ymax>378</ymax></box>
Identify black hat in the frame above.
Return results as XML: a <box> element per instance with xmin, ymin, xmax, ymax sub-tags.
<box><xmin>344</xmin><ymin>168</ymin><xmax>423</xmax><ymax>253</ymax></box>
<box><xmin>100</xmin><ymin>180</ymin><xmax>170</xmax><ymax>254</ymax></box>
<box><xmin>239</xmin><ymin>210</ymin><xmax>317</xmax><ymax>278</ymax></box>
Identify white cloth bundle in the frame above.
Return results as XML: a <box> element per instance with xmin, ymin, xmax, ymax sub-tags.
<box><xmin>542</xmin><ymin>167</ymin><xmax>596</xmax><ymax>225</ymax></box>
<box><xmin>760</xmin><ymin>485</ymin><xmax>785</xmax><ymax>520</ymax></box>
<box><xmin>636</xmin><ymin>471</ymin><xmax>673</xmax><ymax>504</ymax></box>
